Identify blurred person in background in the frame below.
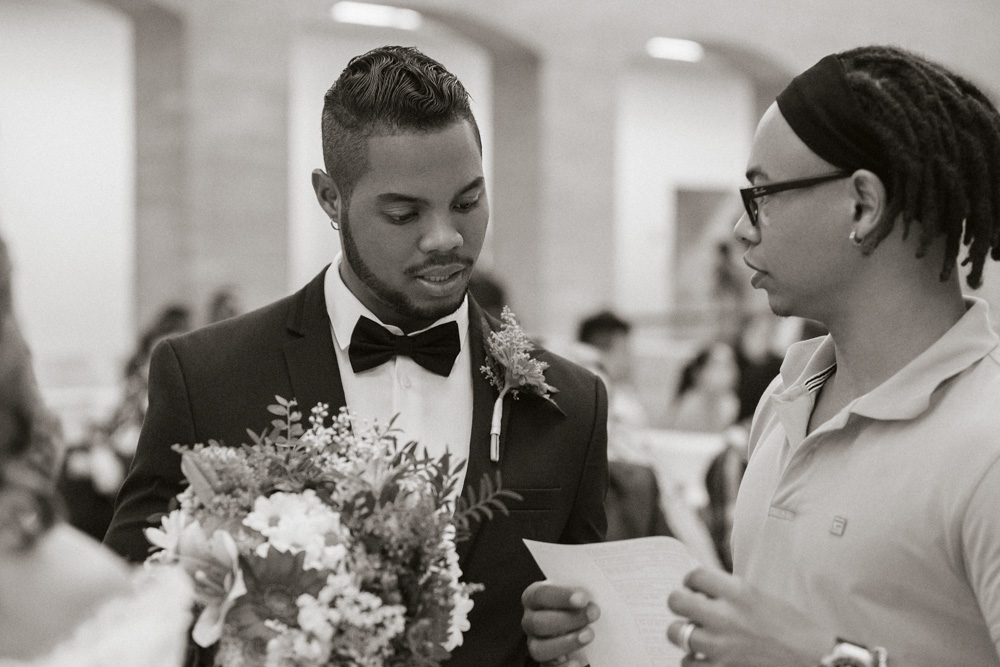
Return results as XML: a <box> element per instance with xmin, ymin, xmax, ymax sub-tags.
<box><xmin>0</xmin><ymin>237</ymin><xmax>60</xmax><ymax>479</ymax></box>
<box><xmin>577</xmin><ymin>309</ymin><xmax>648</xmax><ymax>431</ymax></box>
<box><xmin>58</xmin><ymin>304</ymin><xmax>192</xmax><ymax>541</ymax></box>
<box><xmin>568</xmin><ymin>310</ymin><xmax>670</xmax><ymax>543</ymax></box>
<box><xmin>699</xmin><ymin>422</ymin><xmax>748</xmax><ymax>572</ymax></box>
<box><xmin>734</xmin><ymin>312</ymin><xmax>827</xmax><ymax>422</ymax></box>
<box><xmin>666</xmin><ymin>340</ymin><xmax>746</xmax><ymax>569</ymax></box>
<box><xmin>711</xmin><ymin>240</ymin><xmax>749</xmax><ymax>343</ymax></box>
<box><xmin>206</xmin><ymin>287</ymin><xmax>241</xmax><ymax>325</ymax></box>
<box><xmin>0</xmin><ymin>233</ymin><xmax>191</xmax><ymax>665</ymax></box>
<box><xmin>602</xmin><ymin>456</ymin><xmax>672</xmax><ymax>542</ymax></box>
<box><xmin>668</xmin><ymin>340</ymin><xmax>741</xmax><ymax>432</ymax></box>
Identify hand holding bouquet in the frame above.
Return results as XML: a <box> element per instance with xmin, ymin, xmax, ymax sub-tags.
<box><xmin>145</xmin><ymin>398</ymin><xmax>517</xmax><ymax>666</ymax></box>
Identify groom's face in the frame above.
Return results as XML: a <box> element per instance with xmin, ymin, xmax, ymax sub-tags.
<box><xmin>339</xmin><ymin>120</ymin><xmax>488</xmax><ymax>332</ymax></box>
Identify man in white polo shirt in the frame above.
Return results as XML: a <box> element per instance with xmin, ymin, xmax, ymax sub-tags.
<box><xmin>521</xmin><ymin>44</ymin><xmax>1000</xmax><ymax>666</ymax></box>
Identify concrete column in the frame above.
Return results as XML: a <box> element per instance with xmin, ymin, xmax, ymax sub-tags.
<box><xmin>536</xmin><ymin>57</ymin><xmax>618</xmax><ymax>339</ymax></box>
<box><xmin>488</xmin><ymin>50</ymin><xmax>544</xmax><ymax>329</ymax></box>
<box><xmin>131</xmin><ymin>4</ymin><xmax>188</xmax><ymax>329</ymax></box>
<box><xmin>183</xmin><ymin>0</ymin><xmax>291</xmax><ymax>316</ymax></box>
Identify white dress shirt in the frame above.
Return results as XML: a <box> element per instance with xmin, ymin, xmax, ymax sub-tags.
<box><xmin>325</xmin><ymin>255</ymin><xmax>472</xmax><ymax>494</ymax></box>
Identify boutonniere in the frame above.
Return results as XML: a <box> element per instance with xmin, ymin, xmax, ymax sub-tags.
<box><xmin>480</xmin><ymin>306</ymin><xmax>558</xmax><ymax>462</ymax></box>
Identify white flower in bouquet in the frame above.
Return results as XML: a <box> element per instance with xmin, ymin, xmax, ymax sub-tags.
<box><xmin>146</xmin><ymin>516</ymin><xmax>248</xmax><ymax>647</ymax></box>
<box><xmin>145</xmin><ymin>508</ymin><xmax>190</xmax><ymax>563</ymax></box>
<box><xmin>243</xmin><ymin>490</ymin><xmax>349</xmax><ymax>571</ymax></box>
<box><xmin>438</xmin><ymin>524</ymin><xmax>473</xmax><ymax>651</ymax></box>
<box><xmin>143</xmin><ymin>397</ymin><xmax>520</xmax><ymax>667</ymax></box>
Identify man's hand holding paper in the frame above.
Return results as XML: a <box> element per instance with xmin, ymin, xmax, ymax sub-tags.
<box><xmin>521</xmin><ymin>583</ymin><xmax>599</xmax><ymax>666</ymax></box>
<box><xmin>522</xmin><ymin>536</ymin><xmax>698</xmax><ymax>666</ymax></box>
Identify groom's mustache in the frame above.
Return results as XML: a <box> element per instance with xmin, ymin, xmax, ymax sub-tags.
<box><xmin>406</xmin><ymin>254</ymin><xmax>474</xmax><ymax>276</ymax></box>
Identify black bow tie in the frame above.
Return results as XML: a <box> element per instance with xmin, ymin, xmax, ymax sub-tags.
<box><xmin>348</xmin><ymin>316</ymin><xmax>461</xmax><ymax>377</ymax></box>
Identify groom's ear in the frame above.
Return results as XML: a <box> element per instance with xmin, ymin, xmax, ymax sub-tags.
<box><xmin>311</xmin><ymin>169</ymin><xmax>344</xmax><ymax>224</ymax></box>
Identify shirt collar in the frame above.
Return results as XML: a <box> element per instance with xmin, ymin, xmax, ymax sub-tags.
<box><xmin>779</xmin><ymin>334</ymin><xmax>836</xmax><ymax>394</ymax></box>
<box><xmin>853</xmin><ymin>296</ymin><xmax>998</xmax><ymax>419</ymax></box>
<box><xmin>325</xmin><ymin>253</ymin><xmax>469</xmax><ymax>352</ymax></box>
<box><xmin>777</xmin><ymin>297</ymin><xmax>999</xmax><ymax>421</ymax></box>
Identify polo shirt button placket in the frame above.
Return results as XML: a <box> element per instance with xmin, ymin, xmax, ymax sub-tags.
<box><xmin>769</xmin><ymin>438</ymin><xmax>821</xmax><ymax>520</ymax></box>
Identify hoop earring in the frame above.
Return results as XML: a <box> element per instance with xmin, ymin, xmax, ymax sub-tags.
<box><xmin>849</xmin><ymin>230</ymin><xmax>863</xmax><ymax>245</ymax></box>
<box><xmin>329</xmin><ymin>218</ymin><xmax>340</xmax><ymax>231</ymax></box>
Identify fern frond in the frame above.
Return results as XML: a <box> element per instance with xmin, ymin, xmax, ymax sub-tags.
<box><xmin>453</xmin><ymin>471</ymin><xmax>522</xmax><ymax>542</ymax></box>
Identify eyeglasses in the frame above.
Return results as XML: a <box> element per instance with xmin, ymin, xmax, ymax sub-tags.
<box><xmin>740</xmin><ymin>171</ymin><xmax>852</xmax><ymax>226</ymax></box>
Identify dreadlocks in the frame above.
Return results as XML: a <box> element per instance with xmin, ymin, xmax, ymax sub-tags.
<box><xmin>837</xmin><ymin>45</ymin><xmax>1000</xmax><ymax>288</ymax></box>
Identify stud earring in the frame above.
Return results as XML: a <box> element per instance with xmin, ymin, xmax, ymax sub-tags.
<box><xmin>849</xmin><ymin>230</ymin><xmax>863</xmax><ymax>245</ymax></box>
<box><xmin>330</xmin><ymin>218</ymin><xmax>340</xmax><ymax>231</ymax></box>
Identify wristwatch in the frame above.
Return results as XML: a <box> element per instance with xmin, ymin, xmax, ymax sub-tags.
<box><xmin>818</xmin><ymin>638</ymin><xmax>888</xmax><ymax>667</ymax></box>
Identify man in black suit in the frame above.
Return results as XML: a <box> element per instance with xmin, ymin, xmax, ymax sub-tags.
<box><xmin>104</xmin><ymin>45</ymin><xmax>608</xmax><ymax>667</ymax></box>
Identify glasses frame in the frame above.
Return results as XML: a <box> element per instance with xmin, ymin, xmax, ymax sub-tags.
<box><xmin>740</xmin><ymin>171</ymin><xmax>853</xmax><ymax>226</ymax></box>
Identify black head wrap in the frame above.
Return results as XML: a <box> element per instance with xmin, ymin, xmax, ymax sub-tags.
<box><xmin>776</xmin><ymin>54</ymin><xmax>890</xmax><ymax>186</ymax></box>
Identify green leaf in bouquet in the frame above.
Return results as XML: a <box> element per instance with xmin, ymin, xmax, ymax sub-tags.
<box><xmin>398</xmin><ymin>617</ymin><xmax>451</xmax><ymax>666</ymax></box>
<box><xmin>344</xmin><ymin>489</ymin><xmax>378</xmax><ymax>521</ymax></box>
<box><xmin>240</xmin><ymin>548</ymin><xmax>330</xmax><ymax>627</ymax></box>
<box><xmin>159</xmin><ymin>401</ymin><xmax>492</xmax><ymax>665</ymax></box>
<box><xmin>452</xmin><ymin>471</ymin><xmax>523</xmax><ymax>543</ymax></box>
<box><xmin>379</xmin><ymin>482</ymin><xmax>401</xmax><ymax>506</ymax></box>
<box><xmin>423</xmin><ymin>450</ymin><xmax>465</xmax><ymax>507</ymax></box>
<box><xmin>269</xmin><ymin>478</ymin><xmax>305</xmax><ymax>494</ymax></box>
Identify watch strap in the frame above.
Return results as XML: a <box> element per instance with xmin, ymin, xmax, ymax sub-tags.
<box><xmin>819</xmin><ymin>638</ymin><xmax>888</xmax><ymax>667</ymax></box>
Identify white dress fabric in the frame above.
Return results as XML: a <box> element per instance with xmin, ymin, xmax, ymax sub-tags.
<box><xmin>1</xmin><ymin>565</ymin><xmax>192</xmax><ymax>667</ymax></box>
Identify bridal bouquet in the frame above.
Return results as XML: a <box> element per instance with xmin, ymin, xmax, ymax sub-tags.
<box><xmin>144</xmin><ymin>398</ymin><xmax>517</xmax><ymax>667</ymax></box>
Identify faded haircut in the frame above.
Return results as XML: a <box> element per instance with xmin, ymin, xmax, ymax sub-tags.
<box><xmin>320</xmin><ymin>45</ymin><xmax>481</xmax><ymax>206</ymax></box>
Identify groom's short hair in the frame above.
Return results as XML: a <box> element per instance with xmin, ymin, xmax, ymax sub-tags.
<box><xmin>320</xmin><ymin>45</ymin><xmax>481</xmax><ymax>206</ymax></box>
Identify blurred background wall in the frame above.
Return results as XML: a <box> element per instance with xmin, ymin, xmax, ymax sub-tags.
<box><xmin>2</xmin><ymin>0</ymin><xmax>999</xmax><ymax>435</ymax></box>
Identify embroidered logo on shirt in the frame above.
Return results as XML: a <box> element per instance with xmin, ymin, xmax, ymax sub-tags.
<box><xmin>830</xmin><ymin>516</ymin><xmax>848</xmax><ymax>536</ymax></box>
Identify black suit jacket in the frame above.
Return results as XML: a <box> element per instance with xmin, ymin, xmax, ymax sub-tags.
<box><xmin>104</xmin><ymin>268</ymin><xmax>609</xmax><ymax>667</ymax></box>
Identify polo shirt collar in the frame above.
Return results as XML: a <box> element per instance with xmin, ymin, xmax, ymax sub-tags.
<box><xmin>776</xmin><ymin>297</ymin><xmax>998</xmax><ymax>422</ymax></box>
<box><xmin>324</xmin><ymin>253</ymin><xmax>469</xmax><ymax>352</ymax></box>
<box><xmin>773</xmin><ymin>336</ymin><xmax>836</xmax><ymax>446</ymax></box>
<box><xmin>779</xmin><ymin>334</ymin><xmax>836</xmax><ymax>395</ymax></box>
<box><xmin>851</xmin><ymin>296</ymin><xmax>998</xmax><ymax>420</ymax></box>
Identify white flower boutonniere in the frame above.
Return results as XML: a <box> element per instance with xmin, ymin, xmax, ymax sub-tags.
<box><xmin>480</xmin><ymin>307</ymin><xmax>558</xmax><ymax>462</ymax></box>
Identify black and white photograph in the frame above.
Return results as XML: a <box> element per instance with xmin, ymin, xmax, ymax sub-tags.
<box><xmin>1</xmin><ymin>1</ymin><xmax>999</xmax><ymax>665</ymax></box>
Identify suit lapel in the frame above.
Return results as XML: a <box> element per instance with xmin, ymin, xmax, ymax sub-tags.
<box><xmin>457</xmin><ymin>300</ymin><xmax>497</xmax><ymax>566</ymax></box>
<box><xmin>282</xmin><ymin>267</ymin><xmax>348</xmax><ymax>414</ymax></box>
<box><xmin>456</xmin><ymin>302</ymin><xmax>568</xmax><ymax>565</ymax></box>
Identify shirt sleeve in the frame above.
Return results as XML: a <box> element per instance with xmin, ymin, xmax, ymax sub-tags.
<box><xmin>962</xmin><ymin>451</ymin><xmax>1000</xmax><ymax>656</ymax></box>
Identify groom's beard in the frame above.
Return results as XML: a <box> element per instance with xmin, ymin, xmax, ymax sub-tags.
<box><xmin>340</xmin><ymin>208</ymin><xmax>469</xmax><ymax>323</ymax></box>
